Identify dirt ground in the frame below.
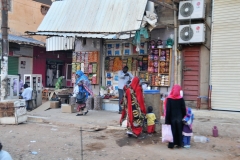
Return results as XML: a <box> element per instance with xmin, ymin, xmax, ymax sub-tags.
<box><xmin>0</xmin><ymin>122</ymin><xmax>240</xmax><ymax>160</ymax></box>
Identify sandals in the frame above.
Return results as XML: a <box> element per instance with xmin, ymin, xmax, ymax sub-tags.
<box><xmin>76</xmin><ymin>113</ymin><xmax>83</xmax><ymax>116</ymax></box>
<box><xmin>84</xmin><ymin>110</ymin><xmax>88</xmax><ymax>115</ymax></box>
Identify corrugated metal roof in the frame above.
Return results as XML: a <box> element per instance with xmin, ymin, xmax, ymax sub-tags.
<box><xmin>0</xmin><ymin>33</ymin><xmax>45</xmax><ymax>46</ymax></box>
<box><xmin>37</xmin><ymin>0</ymin><xmax>148</xmax><ymax>33</ymax></box>
<box><xmin>27</xmin><ymin>31</ymin><xmax>134</xmax><ymax>39</ymax></box>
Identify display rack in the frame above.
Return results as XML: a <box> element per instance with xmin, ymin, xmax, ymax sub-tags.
<box><xmin>148</xmin><ymin>48</ymin><xmax>172</xmax><ymax>87</ymax></box>
<box><xmin>72</xmin><ymin>51</ymin><xmax>100</xmax><ymax>85</ymax></box>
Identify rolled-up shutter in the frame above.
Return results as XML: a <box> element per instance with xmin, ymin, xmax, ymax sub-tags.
<box><xmin>211</xmin><ymin>0</ymin><xmax>240</xmax><ymax>111</ymax></box>
<box><xmin>8</xmin><ymin>56</ymin><xmax>19</xmax><ymax>75</ymax></box>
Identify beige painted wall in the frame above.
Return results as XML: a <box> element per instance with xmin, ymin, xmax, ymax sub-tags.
<box><xmin>0</xmin><ymin>0</ymin><xmax>47</xmax><ymax>42</ymax></box>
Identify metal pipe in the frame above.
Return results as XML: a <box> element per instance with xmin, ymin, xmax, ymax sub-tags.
<box><xmin>209</xmin><ymin>0</ymin><xmax>214</xmax><ymax>86</ymax></box>
<box><xmin>80</xmin><ymin>127</ymin><xmax>83</xmax><ymax>160</ymax></box>
<box><xmin>173</xmin><ymin>4</ymin><xmax>178</xmax><ymax>85</ymax></box>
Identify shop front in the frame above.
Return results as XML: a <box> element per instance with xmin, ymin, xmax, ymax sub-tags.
<box><xmin>32</xmin><ymin>46</ymin><xmax>72</xmax><ymax>88</ymax></box>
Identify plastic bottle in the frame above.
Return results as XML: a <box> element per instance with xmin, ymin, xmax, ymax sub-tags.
<box><xmin>212</xmin><ymin>126</ymin><xmax>218</xmax><ymax>137</ymax></box>
<box><xmin>193</xmin><ymin>136</ymin><xmax>209</xmax><ymax>143</ymax></box>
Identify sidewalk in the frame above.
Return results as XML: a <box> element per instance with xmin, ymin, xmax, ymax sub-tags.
<box><xmin>27</xmin><ymin>101</ymin><xmax>240</xmax><ymax>138</ymax></box>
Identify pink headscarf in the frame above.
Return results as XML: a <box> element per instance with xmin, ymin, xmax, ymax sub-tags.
<box><xmin>163</xmin><ymin>85</ymin><xmax>182</xmax><ymax>116</ymax></box>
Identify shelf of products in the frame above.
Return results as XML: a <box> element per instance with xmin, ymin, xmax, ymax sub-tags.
<box><xmin>72</xmin><ymin>51</ymin><xmax>99</xmax><ymax>85</ymax></box>
<box><xmin>148</xmin><ymin>47</ymin><xmax>172</xmax><ymax>87</ymax></box>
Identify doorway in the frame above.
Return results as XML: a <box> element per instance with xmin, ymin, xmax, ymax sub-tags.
<box><xmin>182</xmin><ymin>46</ymin><xmax>200</xmax><ymax>101</ymax></box>
<box><xmin>46</xmin><ymin>60</ymin><xmax>64</xmax><ymax>87</ymax></box>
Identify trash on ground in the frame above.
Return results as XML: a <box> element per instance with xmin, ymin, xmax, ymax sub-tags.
<box><xmin>194</xmin><ymin>136</ymin><xmax>209</xmax><ymax>143</ymax></box>
<box><xmin>31</xmin><ymin>151</ymin><xmax>38</xmax><ymax>155</ymax></box>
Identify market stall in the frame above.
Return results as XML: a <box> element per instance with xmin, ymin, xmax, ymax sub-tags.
<box><xmin>101</xmin><ymin>39</ymin><xmax>173</xmax><ymax>112</ymax></box>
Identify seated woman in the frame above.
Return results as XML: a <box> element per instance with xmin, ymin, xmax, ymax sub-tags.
<box><xmin>74</xmin><ymin>70</ymin><xmax>93</xmax><ymax>116</ymax></box>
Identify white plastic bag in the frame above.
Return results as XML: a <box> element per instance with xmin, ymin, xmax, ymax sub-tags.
<box><xmin>162</xmin><ymin>124</ymin><xmax>173</xmax><ymax>143</ymax></box>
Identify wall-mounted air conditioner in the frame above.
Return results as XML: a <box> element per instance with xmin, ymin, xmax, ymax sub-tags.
<box><xmin>178</xmin><ymin>0</ymin><xmax>205</xmax><ymax>20</ymax></box>
<box><xmin>178</xmin><ymin>23</ymin><xmax>205</xmax><ymax>44</ymax></box>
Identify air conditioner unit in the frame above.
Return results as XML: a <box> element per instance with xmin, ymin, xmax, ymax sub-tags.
<box><xmin>178</xmin><ymin>0</ymin><xmax>205</xmax><ymax>20</ymax></box>
<box><xmin>178</xmin><ymin>23</ymin><xmax>205</xmax><ymax>44</ymax></box>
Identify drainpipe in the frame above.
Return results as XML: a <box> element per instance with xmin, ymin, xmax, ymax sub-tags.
<box><xmin>174</xmin><ymin>4</ymin><xmax>178</xmax><ymax>85</ymax></box>
<box><xmin>209</xmin><ymin>0</ymin><xmax>214</xmax><ymax>86</ymax></box>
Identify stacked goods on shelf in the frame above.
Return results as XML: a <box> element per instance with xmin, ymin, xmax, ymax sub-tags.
<box><xmin>147</xmin><ymin>40</ymin><xmax>172</xmax><ymax>86</ymax></box>
<box><xmin>142</xmin><ymin>56</ymin><xmax>148</xmax><ymax>71</ymax></box>
<box><xmin>105</xmin><ymin>57</ymin><xmax>110</xmax><ymax>71</ymax></box>
<box><xmin>139</xmin><ymin>72</ymin><xmax>148</xmax><ymax>82</ymax></box>
<box><xmin>159</xmin><ymin>50</ymin><xmax>170</xmax><ymax>74</ymax></box>
<box><xmin>150</xmin><ymin>75</ymin><xmax>161</xmax><ymax>86</ymax></box>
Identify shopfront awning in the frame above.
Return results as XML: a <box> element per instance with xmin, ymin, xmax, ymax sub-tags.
<box><xmin>36</xmin><ymin>0</ymin><xmax>148</xmax><ymax>34</ymax></box>
<box><xmin>0</xmin><ymin>33</ymin><xmax>45</xmax><ymax>47</ymax></box>
<box><xmin>26</xmin><ymin>31</ymin><xmax>135</xmax><ymax>40</ymax></box>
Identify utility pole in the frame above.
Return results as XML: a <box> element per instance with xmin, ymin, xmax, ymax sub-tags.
<box><xmin>1</xmin><ymin>0</ymin><xmax>9</xmax><ymax>101</ymax></box>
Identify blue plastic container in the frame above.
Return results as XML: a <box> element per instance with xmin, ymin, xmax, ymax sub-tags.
<box><xmin>143</xmin><ymin>90</ymin><xmax>160</xmax><ymax>94</ymax></box>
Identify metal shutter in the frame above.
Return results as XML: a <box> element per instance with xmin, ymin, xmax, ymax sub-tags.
<box><xmin>8</xmin><ymin>56</ymin><xmax>19</xmax><ymax>75</ymax></box>
<box><xmin>210</xmin><ymin>0</ymin><xmax>240</xmax><ymax>111</ymax></box>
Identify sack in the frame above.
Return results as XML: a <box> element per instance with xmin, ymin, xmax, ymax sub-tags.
<box><xmin>162</xmin><ymin>124</ymin><xmax>173</xmax><ymax>143</ymax></box>
<box><xmin>76</xmin><ymin>92</ymin><xmax>86</xmax><ymax>104</ymax></box>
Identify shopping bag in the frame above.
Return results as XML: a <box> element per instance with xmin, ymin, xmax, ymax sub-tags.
<box><xmin>162</xmin><ymin>124</ymin><xmax>173</xmax><ymax>143</ymax></box>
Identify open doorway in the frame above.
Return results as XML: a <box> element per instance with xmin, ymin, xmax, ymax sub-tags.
<box><xmin>46</xmin><ymin>60</ymin><xmax>65</xmax><ymax>88</ymax></box>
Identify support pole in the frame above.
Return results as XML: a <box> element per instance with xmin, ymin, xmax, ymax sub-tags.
<box><xmin>173</xmin><ymin>4</ymin><xmax>178</xmax><ymax>85</ymax></box>
<box><xmin>1</xmin><ymin>0</ymin><xmax>9</xmax><ymax>101</ymax></box>
<box><xmin>80</xmin><ymin>127</ymin><xmax>83</xmax><ymax>160</ymax></box>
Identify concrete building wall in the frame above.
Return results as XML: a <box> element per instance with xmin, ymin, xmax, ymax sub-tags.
<box><xmin>199</xmin><ymin>0</ymin><xmax>212</xmax><ymax>108</ymax></box>
<box><xmin>0</xmin><ymin>0</ymin><xmax>48</xmax><ymax>42</ymax></box>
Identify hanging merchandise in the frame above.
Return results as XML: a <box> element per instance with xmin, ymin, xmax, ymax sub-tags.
<box><xmin>112</xmin><ymin>57</ymin><xmax>123</xmax><ymax>72</ymax></box>
<box><xmin>71</xmin><ymin>51</ymin><xmax>100</xmax><ymax>85</ymax></box>
<box><xmin>92</xmin><ymin>64</ymin><xmax>97</xmax><ymax>73</ymax></box>
<box><xmin>81</xmin><ymin>63</ymin><xmax>84</xmax><ymax>72</ymax></box>
<box><xmin>72</xmin><ymin>63</ymin><xmax>77</xmax><ymax>73</ymax></box>
<box><xmin>76</xmin><ymin>63</ymin><xmax>81</xmax><ymax>71</ymax></box>
<box><xmin>76</xmin><ymin>52</ymin><xmax>81</xmax><ymax>62</ymax></box>
<box><xmin>88</xmin><ymin>64</ymin><xmax>93</xmax><ymax>73</ymax></box>
<box><xmin>72</xmin><ymin>52</ymin><xmax>77</xmax><ymax>62</ymax></box>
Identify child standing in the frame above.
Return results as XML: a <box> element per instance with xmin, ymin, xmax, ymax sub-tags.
<box><xmin>146</xmin><ymin>106</ymin><xmax>156</xmax><ymax>136</ymax></box>
<box><xmin>182</xmin><ymin>107</ymin><xmax>194</xmax><ymax>148</ymax></box>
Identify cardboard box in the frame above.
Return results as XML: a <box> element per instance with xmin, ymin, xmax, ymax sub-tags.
<box><xmin>50</xmin><ymin>101</ymin><xmax>59</xmax><ymax>109</ymax></box>
<box><xmin>114</xmin><ymin>43</ymin><xmax>122</xmax><ymax>55</ymax></box>
<box><xmin>107</xmin><ymin>44</ymin><xmax>113</xmax><ymax>56</ymax></box>
<box><xmin>123</xmin><ymin>43</ymin><xmax>133</xmax><ymax>55</ymax></box>
<box><xmin>61</xmin><ymin>104</ymin><xmax>74</xmax><ymax>113</ymax></box>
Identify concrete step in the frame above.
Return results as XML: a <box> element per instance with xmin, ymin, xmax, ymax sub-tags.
<box><xmin>27</xmin><ymin>116</ymin><xmax>50</xmax><ymax>123</ymax></box>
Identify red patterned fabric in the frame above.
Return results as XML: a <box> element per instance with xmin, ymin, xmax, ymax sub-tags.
<box><xmin>120</xmin><ymin>77</ymin><xmax>146</xmax><ymax>136</ymax></box>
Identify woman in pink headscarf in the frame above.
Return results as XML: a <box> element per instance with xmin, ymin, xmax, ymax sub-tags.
<box><xmin>165</xmin><ymin>85</ymin><xmax>186</xmax><ymax>149</ymax></box>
